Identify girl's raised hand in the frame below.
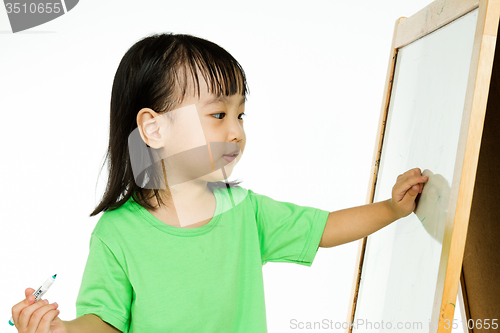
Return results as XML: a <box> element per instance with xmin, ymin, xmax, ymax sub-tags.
<box><xmin>388</xmin><ymin>167</ymin><xmax>428</xmax><ymax>220</ymax></box>
<box><xmin>11</xmin><ymin>288</ymin><xmax>67</xmax><ymax>333</ymax></box>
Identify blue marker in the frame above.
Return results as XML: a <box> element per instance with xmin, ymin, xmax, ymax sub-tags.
<box><xmin>8</xmin><ymin>274</ymin><xmax>57</xmax><ymax>326</ymax></box>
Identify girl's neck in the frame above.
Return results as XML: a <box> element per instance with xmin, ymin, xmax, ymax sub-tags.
<box><xmin>146</xmin><ymin>180</ymin><xmax>216</xmax><ymax>228</ymax></box>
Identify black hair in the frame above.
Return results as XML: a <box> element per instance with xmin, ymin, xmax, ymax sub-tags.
<box><xmin>90</xmin><ymin>33</ymin><xmax>249</xmax><ymax>217</ymax></box>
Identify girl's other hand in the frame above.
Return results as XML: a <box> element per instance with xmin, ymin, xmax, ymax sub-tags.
<box><xmin>11</xmin><ymin>288</ymin><xmax>67</xmax><ymax>333</ymax></box>
<box><xmin>388</xmin><ymin>167</ymin><xmax>429</xmax><ymax>219</ymax></box>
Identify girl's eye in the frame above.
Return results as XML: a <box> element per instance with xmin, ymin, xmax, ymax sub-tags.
<box><xmin>211</xmin><ymin>112</ymin><xmax>246</xmax><ymax>120</ymax></box>
<box><xmin>212</xmin><ymin>113</ymin><xmax>225</xmax><ymax>119</ymax></box>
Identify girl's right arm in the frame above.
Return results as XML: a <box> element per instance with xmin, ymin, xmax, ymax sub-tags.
<box><xmin>11</xmin><ymin>288</ymin><xmax>121</xmax><ymax>333</ymax></box>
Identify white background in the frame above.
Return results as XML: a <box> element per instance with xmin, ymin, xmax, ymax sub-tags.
<box><xmin>0</xmin><ymin>1</ymin><xmax>464</xmax><ymax>332</ymax></box>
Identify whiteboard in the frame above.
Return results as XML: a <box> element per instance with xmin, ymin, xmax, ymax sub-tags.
<box><xmin>353</xmin><ymin>8</ymin><xmax>478</xmax><ymax>333</ymax></box>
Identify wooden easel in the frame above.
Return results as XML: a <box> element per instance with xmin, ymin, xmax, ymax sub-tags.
<box><xmin>345</xmin><ymin>1</ymin><xmax>500</xmax><ymax>332</ymax></box>
<box><xmin>459</xmin><ymin>13</ymin><xmax>500</xmax><ymax>331</ymax></box>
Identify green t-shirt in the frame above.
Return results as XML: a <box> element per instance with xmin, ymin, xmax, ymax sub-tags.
<box><xmin>75</xmin><ymin>186</ymin><xmax>329</xmax><ymax>332</ymax></box>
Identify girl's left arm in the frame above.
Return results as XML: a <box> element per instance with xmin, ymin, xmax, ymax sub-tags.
<box><xmin>319</xmin><ymin>168</ymin><xmax>428</xmax><ymax>248</ymax></box>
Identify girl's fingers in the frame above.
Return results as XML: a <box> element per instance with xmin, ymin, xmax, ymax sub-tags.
<box><xmin>16</xmin><ymin>298</ymin><xmax>47</xmax><ymax>329</ymax></box>
<box><xmin>27</xmin><ymin>302</ymin><xmax>58</xmax><ymax>332</ymax></box>
<box><xmin>403</xmin><ymin>168</ymin><xmax>422</xmax><ymax>180</ymax></box>
<box><xmin>407</xmin><ymin>185</ymin><xmax>419</xmax><ymax>201</ymax></box>
<box><xmin>35</xmin><ymin>308</ymin><xmax>60</xmax><ymax>333</ymax></box>
<box><xmin>11</xmin><ymin>289</ymin><xmax>36</xmax><ymax>327</ymax></box>
<box><xmin>11</xmin><ymin>298</ymin><xmax>31</xmax><ymax>327</ymax></box>
<box><xmin>395</xmin><ymin>175</ymin><xmax>426</xmax><ymax>200</ymax></box>
<box><xmin>404</xmin><ymin>175</ymin><xmax>427</xmax><ymax>190</ymax></box>
<box><xmin>25</xmin><ymin>288</ymin><xmax>36</xmax><ymax>298</ymax></box>
<box><xmin>400</xmin><ymin>179</ymin><xmax>419</xmax><ymax>194</ymax></box>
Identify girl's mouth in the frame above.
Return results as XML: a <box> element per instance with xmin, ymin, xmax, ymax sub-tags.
<box><xmin>222</xmin><ymin>152</ymin><xmax>238</xmax><ymax>163</ymax></box>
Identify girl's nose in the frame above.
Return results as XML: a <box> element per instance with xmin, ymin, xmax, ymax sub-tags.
<box><xmin>226</xmin><ymin>118</ymin><xmax>244</xmax><ymax>142</ymax></box>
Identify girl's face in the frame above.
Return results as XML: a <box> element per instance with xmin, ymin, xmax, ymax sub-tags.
<box><xmin>138</xmin><ymin>74</ymin><xmax>246</xmax><ymax>185</ymax></box>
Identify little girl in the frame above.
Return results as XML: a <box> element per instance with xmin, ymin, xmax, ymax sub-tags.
<box><xmin>11</xmin><ymin>32</ymin><xmax>428</xmax><ymax>333</ymax></box>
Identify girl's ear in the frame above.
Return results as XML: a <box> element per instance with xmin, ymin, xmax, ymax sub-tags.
<box><xmin>137</xmin><ymin>108</ymin><xmax>164</xmax><ymax>149</ymax></box>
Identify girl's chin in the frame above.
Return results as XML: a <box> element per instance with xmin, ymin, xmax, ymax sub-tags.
<box><xmin>202</xmin><ymin>165</ymin><xmax>236</xmax><ymax>182</ymax></box>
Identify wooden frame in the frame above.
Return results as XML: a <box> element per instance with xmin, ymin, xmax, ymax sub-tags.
<box><xmin>345</xmin><ymin>0</ymin><xmax>500</xmax><ymax>332</ymax></box>
<box><xmin>459</xmin><ymin>22</ymin><xmax>500</xmax><ymax>330</ymax></box>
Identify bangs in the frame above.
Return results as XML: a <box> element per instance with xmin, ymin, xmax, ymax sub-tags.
<box><xmin>170</xmin><ymin>40</ymin><xmax>248</xmax><ymax>104</ymax></box>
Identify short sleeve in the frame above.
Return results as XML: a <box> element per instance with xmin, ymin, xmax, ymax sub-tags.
<box><xmin>75</xmin><ymin>233</ymin><xmax>132</xmax><ymax>333</ymax></box>
<box><xmin>248</xmin><ymin>190</ymin><xmax>330</xmax><ymax>267</ymax></box>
